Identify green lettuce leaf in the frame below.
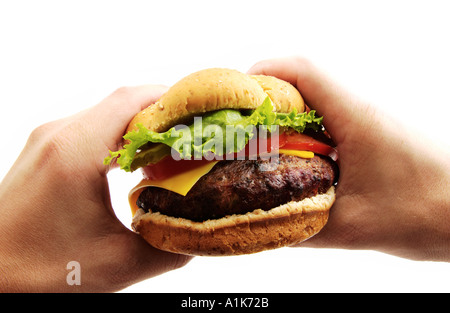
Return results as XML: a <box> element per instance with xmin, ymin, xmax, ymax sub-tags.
<box><xmin>104</xmin><ymin>97</ymin><xmax>323</xmax><ymax>172</ymax></box>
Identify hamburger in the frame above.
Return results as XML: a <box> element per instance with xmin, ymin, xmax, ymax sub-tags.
<box><xmin>104</xmin><ymin>68</ymin><xmax>338</xmax><ymax>256</ymax></box>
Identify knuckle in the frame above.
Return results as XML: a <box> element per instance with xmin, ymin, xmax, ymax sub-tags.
<box><xmin>34</xmin><ymin>134</ymin><xmax>67</xmax><ymax>168</ymax></box>
<box><xmin>28</xmin><ymin>121</ymin><xmax>59</xmax><ymax>145</ymax></box>
<box><xmin>170</xmin><ymin>254</ymin><xmax>192</xmax><ymax>271</ymax></box>
<box><xmin>292</xmin><ymin>56</ymin><xmax>313</xmax><ymax>72</ymax></box>
<box><xmin>27</xmin><ymin>120</ymin><xmax>78</xmax><ymax>170</ymax></box>
<box><xmin>111</xmin><ymin>86</ymin><xmax>133</xmax><ymax>100</ymax></box>
<box><xmin>292</xmin><ymin>55</ymin><xmax>310</xmax><ymax>64</ymax></box>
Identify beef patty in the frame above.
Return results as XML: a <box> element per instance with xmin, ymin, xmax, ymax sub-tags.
<box><xmin>137</xmin><ymin>154</ymin><xmax>337</xmax><ymax>222</ymax></box>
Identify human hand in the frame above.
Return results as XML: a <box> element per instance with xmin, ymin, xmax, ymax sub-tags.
<box><xmin>249</xmin><ymin>57</ymin><xmax>450</xmax><ymax>261</ymax></box>
<box><xmin>0</xmin><ymin>85</ymin><xmax>192</xmax><ymax>292</ymax></box>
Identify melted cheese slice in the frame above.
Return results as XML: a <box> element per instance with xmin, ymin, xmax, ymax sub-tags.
<box><xmin>129</xmin><ymin>161</ymin><xmax>219</xmax><ymax>215</ymax></box>
<box><xmin>279</xmin><ymin>149</ymin><xmax>314</xmax><ymax>159</ymax></box>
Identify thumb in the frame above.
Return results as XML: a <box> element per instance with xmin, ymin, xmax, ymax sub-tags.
<box><xmin>89</xmin><ymin>84</ymin><xmax>169</xmax><ymax>153</ymax></box>
<box><xmin>248</xmin><ymin>56</ymin><xmax>368</xmax><ymax>143</ymax></box>
<box><xmin>75</xmin><ymin>84</ymin><xmax>168</xmax><ymax>172</ymax></box>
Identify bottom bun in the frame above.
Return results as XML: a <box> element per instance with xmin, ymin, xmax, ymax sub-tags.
<box><xmin>132</xmin><ymin>186</ymin><xmax>335</xmax><ymax>256</ymax></box>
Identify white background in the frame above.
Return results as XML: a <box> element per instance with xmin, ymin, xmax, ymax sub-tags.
<box><xmin>1</xmin><ymin>0</ymin><xmax>449</xmax><ymax>293</ymax></box>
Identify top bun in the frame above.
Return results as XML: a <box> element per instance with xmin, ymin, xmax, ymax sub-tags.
<box><xmin>127</xmin><ymin>68</ymin><xmax>304</xmax><ymax>134</ymax></box>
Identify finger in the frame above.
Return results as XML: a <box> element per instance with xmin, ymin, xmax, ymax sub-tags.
<box><xmin>248</xmin><ymin>57</ymin><xmax>364</xmax><ymax>142</ymax></box>
<box><xmin>121</xmin><ymin>231</ymin><xmax>193</xmax><ymax>287</ymax></box>
<box><xmin>90</xmin><ymin>84</ymin><xmax>169</xmax><ymax>151</ymax></box>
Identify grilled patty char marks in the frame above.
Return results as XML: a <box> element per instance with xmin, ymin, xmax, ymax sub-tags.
<box><xmin>137</xmin><ymin>154</ymin><xmax>337</xmax><ymax>222</ymax></box>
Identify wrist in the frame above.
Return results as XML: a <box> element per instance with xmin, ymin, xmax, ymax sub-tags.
<box><xmin>382</xmin><ymin>152</ymin><xmax>450</xmax><ymax>262</ymax></box>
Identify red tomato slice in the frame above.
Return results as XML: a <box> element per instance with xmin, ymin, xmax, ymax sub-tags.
<box><xmin>279</xmin><ymin>132</ymin><xmax>338</xmax><ymax>161</ymax></box>
<box><xmin>142</xmin><ymin>156</ymin><xmax>212</xmax><ymax>181</ymax></box>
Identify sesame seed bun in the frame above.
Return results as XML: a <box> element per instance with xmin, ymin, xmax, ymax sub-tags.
<box><xmin>126</xmin><ymin>68</ymin><xmax>305</xmax><ymax>134</ymax></box>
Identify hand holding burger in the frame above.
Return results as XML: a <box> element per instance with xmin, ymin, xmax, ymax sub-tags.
<box><xmin>0</xmin><ymin>85</ymin><xmax>192</xmax><ymax>292</ymax></box>
<box><xmin>248</xmin><ymin>57</ymin><xmax>450</xmax><ymax>261</ymax></box>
